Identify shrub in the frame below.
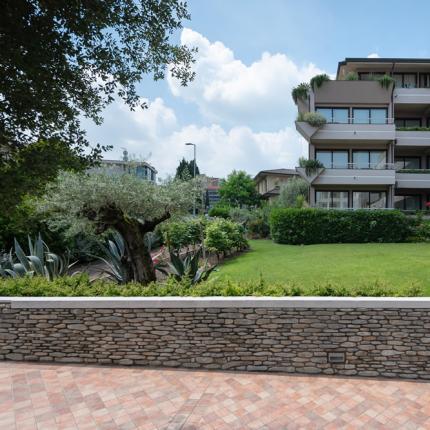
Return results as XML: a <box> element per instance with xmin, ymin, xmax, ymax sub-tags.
<box><xmin>228</xmin><ymin>207</ymin><xmax>271</xmax><ymax>239</ymax></box>
<box><xmin>204</xmin><ymin>218</ymin><xmax>248</xmax><ymax>257</ymax></box>
<box><xmin>208</xmin><ymin>205</ymin><xmax>231</xmax><ymax>219</ymax></box>
<box><xmin>162</xmin><ymin>217</ymin><xmax>206</xmax><ymax>251</ymax></box>
<box><xmin>0</xmin><ymin>275</ymin><xmax>422</xmax><ymax>297</ymax></box>
<box><xmin>310</xmin><ymin>73</ymin><xmax>330</xmax><ymax>89</ymax></box>
<box><xmin>298</xmin><ymin>157</ymin><xmax>324</xmax><ymax>176</ymax></box>
<box><xmin>270</xmin><ymin>208</ymin><xmax>412</xmax><ymax>245</ymax></box>
<box><xmin>411</xmin><ymin>217</ymin><xmax>430</xmax><ymax>242</ymax></box>
<box><xmin>291</xmin><ymin>83</ymin><xmax>310</xmax><ymax>103</ymax></box>
<box><xmin>275</xmin><ymin>178</ymin><xmax>309</xmax><ymax>208</ymax></box>
<box><xmin>377</xmin><ymin>74</ymin><xmax>395</xmax><ymax>89</ymax></box>
<box><xmin>300</xmin><ymin>112</ymin><xmax>327</xmax><ymax>127</ymax></box>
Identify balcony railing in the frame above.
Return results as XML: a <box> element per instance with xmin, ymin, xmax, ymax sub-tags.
<box><xmin>320</xmin><ymin>163</ymin><xmax>395</xmax><ymax>170</ymax></box>
<box><xmin>321</xmin><ymin>117</ymin><xmax>394</xmax><ymax>125</ymax></box>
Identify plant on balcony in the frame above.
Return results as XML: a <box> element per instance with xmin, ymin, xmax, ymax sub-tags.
<box><xmin>345</xmin><ymin>71</ymin><xmax>358</xmax><ymax>81</ymax></box>
<box><xmin>291</xmin><ymin>82</ymin><xmax>310</xmax><ymax>103</ymax></box>
<box><xmin>298</xmin><ymin>158</ymin><xmax>324</xmax><ymax>176</ymax></box>
<box><xmin>310</xmin><ymin>73</ymin><xmax>330</xmax><ymax>89</ymax></box>
<box><xmin>398</xmin><ymin>169</ymin><xmax>430</xmax><ymax>174</ymax></box>
<box><xmin>377</xmin><ymin>74</ymin><xmax>395</xmax><ymax>89</ymax></box>
<box><xmin>297</xmin><ymin>112</ymin><xmax>327</xmax><ymax>128</ymax></box>
<box><xmin>396</xmin><ymin>126</ymin><xmax>430</xmax><ymax>132</ymax></box>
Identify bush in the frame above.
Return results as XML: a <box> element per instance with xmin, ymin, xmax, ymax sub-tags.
<box><xmin>0</xmin><ymin>275</ymin><xmax>422</xmax><ymax>297</ymax></box>
<box><xmin>345</xmin><ymin>71</ymin><xmax>358</xmax><ymax>81</ymax></box>
<box><xmin>291</xmin><ymin>82</ymin><xmax>310</xmax><ymax>103</ymax></box>
<box><xmin>229</xmin><ymin>207</ymin><xmax>271</xmax><ymax>239</ymax></box>
<box><xmin>310</xmin><ymin>73</ymin><xmax>330</xmax><ymax>89</ymax></box>
<box><xmin>411</xmin><ymin>216</ymin><xmax>430</xmax><ymax>242</ymax></box>
<box><xmin>270</xmin><ymin>208</ymin><xmax>412</xmax><ymax>245</ymax></box>
<box><xmin>208</xmin><ymin>205</ymin><xmax>231</xmax><ymax>218</ymax></box>
<box><xmin>299</xmin><ymin>112</ymin><xmax>327</xmax><ymax>127</ymax></box>
<box><xmin>275</xmin><ymin>177</ymin><xmax>309</xmax><ymax>208</ymax></box>
<box><xmin>162</xmin><ymin>217</ymin><xmax>206</xmax><ymax>251</ymax></box>
<box><xmin>204</xmin><ymin>218</ymin><xmax>248</xmax><ymax>256</ymax></box>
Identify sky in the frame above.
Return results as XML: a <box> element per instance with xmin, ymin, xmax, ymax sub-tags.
<box><xmin>84</xmin><ymin>0</ymin><xmax>430</xmax><ymax>179</ymax></box>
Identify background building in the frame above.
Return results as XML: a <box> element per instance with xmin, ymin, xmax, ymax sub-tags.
<box><xmin>204</xmin><ymin>176</ymin><xmax>221</xmax><ymax>209</ymax></box>
<box><xmin>254</xmin><ymin>169</ymin><xmax>298</xmax><ymax>203</ymax></box>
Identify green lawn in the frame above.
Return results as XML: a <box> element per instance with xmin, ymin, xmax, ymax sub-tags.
<box><xmin>215</xmin><ymin>240</ymin><xmax>430</xmax><ymax>294</ymax></box>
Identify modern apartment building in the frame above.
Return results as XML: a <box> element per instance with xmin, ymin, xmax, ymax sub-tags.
<box><xmin>295</xmin><ymin>58</ymin><xmax>430</xmax><ymax>211</ymax></box>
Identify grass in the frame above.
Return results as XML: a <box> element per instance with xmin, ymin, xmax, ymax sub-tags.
<box><xmin>215</xmin><ymin>240</ymin><xmax>430</xmax><ymax>295</ymax></box>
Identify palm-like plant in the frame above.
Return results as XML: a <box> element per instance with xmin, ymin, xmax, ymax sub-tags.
<box><xmin>157</xmin><ymin>248</ymin><xmax>217</xmax><ymax>285</ymax></box>
<box><xmin>0</xmin><ymin>235</ymin><xmax>76</xmax><ymax>280</ymax></box>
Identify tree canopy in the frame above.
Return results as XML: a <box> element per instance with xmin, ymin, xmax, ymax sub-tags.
<box><xmin>39</xmin><ymin>171</ymin><xmax>201</xmax><ymax>283</ymax></box>
<box><xmin>175</xmin><ymin>157</ymin><xmax>200</xmax><ymax>181</ymax></box>
<box><xmin>219</xmin><ymin>170</ymin><xmax>260</xmax><ymax>208</ymax></box>
<box><xmin>0</xmin><ymin>0</ymin><xmax>195</xmax><ymax>152</ymax></box>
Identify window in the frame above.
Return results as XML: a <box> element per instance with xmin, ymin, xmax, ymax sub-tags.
<box><xmin>393</xmin><ymin>73</ymin><xmax>417</xmax><ymax>88</ymax></box>
<box><xmin>395</xmin><ymin>118</ymin><xmax>421</xmax><ymax>128</ymax></box>
<box><xmin>352</xmin><ymin>151</ymin><xmax>386</xmax><ymax>169</ymax></box>
<box><xmin>359</xmin><ymin>72</ymin><xmax>384</xmax><ymax>81</ymax></box>
<box><xmin>420</xmin><ymin>74</ymin><xmax>430</xmax><ymax>88</ymax></box>
<box><xmin>315</xmin><ymin>107</ymin><xmax>349</xmax><ymax>124</ymax></box>
<box><xmin>395</xmin><ymin>156</ymin><xmax>421</xmax><ymax>170</ymax></box>
<box><xmin>352</xmin><ymin>191</ymin><xmax>387</xmax><ymax>209</ymax></box>
<box><xmin>352</xmin><ymin>108</ymin><xmax>387</xmax><ymax>124</ymax></box>
<box><xmin>315</xmin><ymin>191</ymin><xmax>349</xmax><ymax>209</ymax></box>
<box><xmin>394</xmin><ymin>195</ymin><xmax>421</xmax><ymax>211</ymax></box>
<box><xmin>316</xmin><ymin>150</ymin><xmax>348</xmax><ymax>168</ymax></box>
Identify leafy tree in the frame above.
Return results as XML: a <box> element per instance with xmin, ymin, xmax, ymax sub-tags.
<box><xmin>219</xmin><ymin>170</ymin><xmax>260</xmax><ymax>208</ymax></box>
<box><xmin>275</xmin><ymin>178</ymin><xmax>309</xmax><ymax>208</ymax></box>
<box><xmin>175</xmin><ymin>157</ymin><xmax>200</xmax><ymax>180</ymax></box>
<box><xmin>38</xmin><ymin>172</ymin><xmax>201</xmax><ymax>284</ymax></box>
<box><xmin>0</xmin><ymin>0</ymin><xmax>195</xmax><ymax>160</ymax></box>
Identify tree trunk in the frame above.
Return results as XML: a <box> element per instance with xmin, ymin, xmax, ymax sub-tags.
<box><xmin>115</xmin><ymin>221</ymin><xmax>157</xmax><ymax>284</ymax></box>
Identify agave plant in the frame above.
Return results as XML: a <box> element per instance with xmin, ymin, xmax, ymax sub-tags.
<box><xmin>157</xmin><ymin>248</ymin><xmax>217</xmax><ymax>285</ymax></box>
<box><xmin>94</xmin><ymin>231</ymin><xmax>130</xmax><ymax>284</ymax></box>
<box><xmin>0</xmin><ymin>235</ymin><xmax>76</xmax><ymax>280</ymax></box>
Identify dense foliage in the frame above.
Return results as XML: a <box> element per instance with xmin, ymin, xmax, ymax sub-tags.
<box><xmin>0</xmin><ymin>275</ymin><xmax>421</xmax><ymax>297</ymax></box>
<box><xmin>270</xmin><ymin>208</ymin><xmax>412</xmax><ymax>245</ymax></box>
<box><xmin>275</xmin><ymin>178</ymin><xmax>309</xmax><ymax>208</ymax></box>
<box><xmin>219</xmin><ymin>170</ymin><xmax>260</xmax><ymax>208</ymax></box>
<box><xmin>297</xmin><ymin>112</ymin><xmax>327</xmax><ymax>128</ymax></box>
<box><xmin>38</xmin><ymin>171</ymin><xmax>200</xmax><ymax>283</ymax></box>
<box><xmin>162</xmin><ymin>217</ymin><xmax>206</xmax><ymax>251</ymax></box>
<box><xmin>175</xmin><ymin>157</ymin><xmax>200</xmax><ymax>181</ymax></box>
<box><xmin>208</xmin><ymin>205</ymin><xmax>231</xmax><ymax>218</ymax></box>
<box><xmin>291</xmin><ymin>82</ymin><xmax>310</xmax><ymax>104</ymax></box>
<box><xmin>1</xmin><ymin>0</ymin><xmax>194</xmax><ymax>150</ymax></box>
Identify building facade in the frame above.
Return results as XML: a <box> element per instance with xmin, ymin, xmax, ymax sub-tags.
<box><xmin>295</xmin><ymin>58</ymin><xmax>430</xmax><ymax>210</ymax></box>
<box><xmin>90</xmin><ymin>151</ymin><xmax>157</xmax><ymax>182</ymax></box>
<box><xmin>254</xmin><ymin>169</ymin><xmax>298</xmax><ymax>203</ymax></box>
<box><xmin>204</xmin><ymin>176</ymin><xmax>221</xmax><ymax>209</ymax></box>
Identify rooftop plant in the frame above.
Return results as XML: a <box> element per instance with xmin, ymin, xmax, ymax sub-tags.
<box><xmin>297</xmin><ymin>111</ymin><xmax>327</xmax><ymax>128</ymax></box>
<box><xmin>310</xmin><ymin>73</ymin><xmax>330</xmax><ymax>89</ymax></box>
<box><xmin>291</xmin><ymin>82</ymin><xmax>310</xmax><ymax>104</ymax></box>
<box><xmin>377</xmin><ymin>74</ymin><xmax>395</xmax><ymax>89</ymax></box>
<box><xmin>298</xmin><ymin>158</ymin><xmax>324</xmax><ymax>176</ymax></box>
<box><xmin>345</xmin><ymin>71</ymin><xmax>359</xmax><ymax>81</ymax></box>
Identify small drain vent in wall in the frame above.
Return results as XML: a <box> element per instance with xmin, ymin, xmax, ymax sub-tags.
<box><xmin>327</xmin><ymin>352</ymin><xmax>345</xmax><ymax>364</ymax></box>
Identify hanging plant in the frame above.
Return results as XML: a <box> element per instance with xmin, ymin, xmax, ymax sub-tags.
<box><xmin>310</xmin><ymin>73</ymin><xmax>330</xmax><ymax>90</ymax></box>
<box><xmin>298</xmin><ymin>158</ymin><xmax>324</xmax><ymax>176</ymax></box>
<box><xmin>377</xmin><ymin>74</ymin><xmax>395</xmax><ymax>89</ymax></box>
<box><xmin>291</xmin><ymin>83</ymin><xmax>310</xmax><ymax>104</ymax></box>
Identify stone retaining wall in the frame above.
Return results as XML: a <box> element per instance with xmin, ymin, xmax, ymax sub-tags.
<box><xmin>1</xmin><ymin>297</ymin><xmax>430</xmax><ymax>379</ymax></box>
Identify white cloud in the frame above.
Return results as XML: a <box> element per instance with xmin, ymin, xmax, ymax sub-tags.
<box><xmin>167</xmin><ymin>28</ymin><xmax>327</xmax><ymax>127</ymax></box>
<box><xmin>86</xmin><ymin>29</ymin><xmax>325</xmax><ymax>178</ymax></box>
<box><xmin>103</xmin><ymin>98</ymin><xmax>306</xmax><ymax>178</ymax></box>
<box><xmin>367</xmin><ymin>53</ymin><xmax>380</xmax><ymax>58</ymax></box>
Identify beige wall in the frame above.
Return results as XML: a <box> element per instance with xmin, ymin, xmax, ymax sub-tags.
<box><xmin>256</xmin><ymin>174</ymin><xmax>295</xmax><ymax>195</ymax></box>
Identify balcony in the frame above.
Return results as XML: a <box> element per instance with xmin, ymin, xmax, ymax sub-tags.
<box><xmin>396</xmin><ymin>129</ymin><xmax>430</xmax><ymax>147</ymax></box>
<box><xmin>314</xmin><ymin>81</ymin><xmax>392</xmax><ymax>105</ymax></box>
<box><xmin>297</xmin><ymin>164</ymin><xmax>396</xmax><ymax>186</ymax></box>
<box><xmin>394</xmin><ymin>88</ymin><xmax>430</xmax><ymax>105</ymax></box>
<box><xmin>396</xmin><ymin>170</ymin><xmax>430</xmax><ymax>189</ymax></box>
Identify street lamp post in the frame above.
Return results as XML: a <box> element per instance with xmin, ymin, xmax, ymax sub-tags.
<box><xmin>185</xmin><ymin>142</ymin><xmax>197</xmax><ymax>216</ymax></box>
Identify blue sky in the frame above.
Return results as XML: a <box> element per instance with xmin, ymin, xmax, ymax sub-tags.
<box><xmin>84</xmin><ymin>0</ymin><xmax>430</xmax><ymax>178</ymax></box>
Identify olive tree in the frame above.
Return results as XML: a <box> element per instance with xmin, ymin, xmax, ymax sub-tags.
<box><xmin>39</xmin><ymin>171</ymin><xmax>201</xmax><ymax>284</ymax></box>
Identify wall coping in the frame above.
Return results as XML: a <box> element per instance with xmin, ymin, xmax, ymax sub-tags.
<box><xmin>1</xmin><ymin>296</ymin><xmax>430</xmax><ymax>309</ymax></box>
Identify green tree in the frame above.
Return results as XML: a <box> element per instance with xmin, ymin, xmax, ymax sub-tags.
<box><xmin>275</xmin><ymin>178</ymin><xmax>309</xmax><ymax>208</ymax></box>
<box><xmin>0</xmin><ymin>0</ymin><xmax>195</xmax><ymax>165</ymax></box>
<box><xmin>38</xmin><ymin>172</ymin><xmax>201</xmax><ymax>284</ymax></box>
<box><xmin>219</xmin><ymin>170</ymin><xmax>260</xmax><ymax>208</ymax></box>
<box><xmin>175</xmin><ymin>157</ymin><xmax>200</xmax><ymax>180</ymax></box>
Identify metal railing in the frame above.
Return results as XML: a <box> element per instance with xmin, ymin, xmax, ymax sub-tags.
<box><xmin>322</xmin><ymin>117</ymin><xmax>395</xmax><ymax>125</ymax></box>
<box><xmin>320</xmin><ymin>162</ymin><xmax>395</xmax><ymax>170</ymax></box>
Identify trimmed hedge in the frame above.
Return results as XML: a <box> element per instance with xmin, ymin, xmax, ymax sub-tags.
<box><xmin>0</xmin><ymin>275</ymin><xmax>422</xmax><ymax>297</ymax></box>
<box><xmin>270</xmin><ymin>208</ymin><xmax>412</xmax><ymax>244</ymax></box>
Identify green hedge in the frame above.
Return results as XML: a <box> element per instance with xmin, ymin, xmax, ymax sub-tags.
<box><xmin>270</xmin><ymin>208</ymin><xmax>412</xmax><ymax>244</ymax></box>
<box><xmin>0</xmin><ymin>275</ymin><xmax>422</xmax><ymax>297</ymax></box>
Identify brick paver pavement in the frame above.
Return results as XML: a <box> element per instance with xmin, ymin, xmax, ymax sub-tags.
<box><xmin>1</xmin><ymin>362</ymin><xmax>430</xmax><ymax>429</ymax></box>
